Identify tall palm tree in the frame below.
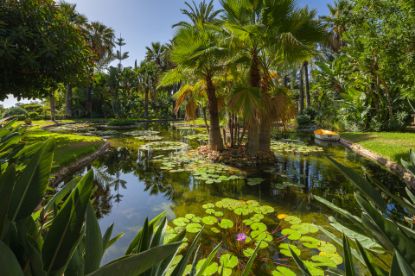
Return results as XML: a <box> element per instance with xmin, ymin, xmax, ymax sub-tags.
<box><xmin>137</xmin><ymin>61</ymin><xmax>159</xmax><ymax>119</ymax></box>
<box><xmin>221</xmin><ymin>0</ymin><xmax>324</xmax><ymax>154</ymax></box>
<box><xmin>145</xmin><ymin>42</ymin><xmax>168</xmax><ymax>69</ymax></box>
<box><xmin>173</xmin><ymin>0</ymin><xmax>222</xmax><ymax>29</ymax></box>
<box><xmin>163</xmin><ymin>26</ymin><xmax>226</xmax><ymax>151</ymax></box>
<box><xmin>85</xmin><ymin>22</ymin><xmax>115</xmax><ymax>117</ymax></box>
<box><xmin>321</xmin><ymin>0</ymin><xmax>351</xmax><ymax>52</ymax></box>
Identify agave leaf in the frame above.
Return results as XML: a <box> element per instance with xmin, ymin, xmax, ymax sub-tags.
<box><xmin>125</xmin><ymin>212</ymin><xmax>166</xmax><ymax>255</ymax></box>
<box><xmin>147</xmin><ymin>217</ymin><xmax>168</xmax><ymax>276</ymax></box>
<box><xmin>87</xmin><ymin>242</ymin><xmax>182</xmax><ymax>276</ymax></box>
<box><xmin>343</xmin><ymin>235</ymin><xmax>356</xmax><ymax>276</ymax></box>
<box><xmin>0</xmin><ymin>240</ymin><xmax>24</xmax><ymax>276</ymax></box>
<box><xmin>327</xmin><ymin>156</ymin><xmax>386</xmax><ymax>210</ymax></box>
<box><xmin>65</xmin><ymin>246</ymin><xmax>84</xmax><ymax>276</ymax></box>
<box><xmin>85</xmin><ymin>204</ymin><xmax>104</xmax><ymax>274</ymax></box>
<box><xmin>44</xmin><ymin>176</ymin><xmax>80</xmax><ymax>212</ymax></box>
<box><xmin>42</xmin><ymin>171</ymin><xmax>94</xmax><ymax>275</ymax></box>
<box><xmin>289</xmin><ymin>245</ymin><xmax>311</xmax><ymax>275</ymax></box>
<box><xmin>328</xmin><ymin>216</ymin><xmax>383</xmax><ymax>253</ymax></box>
<box><xmin>9</xmin><ymin>139</ymin><xmax>55</xmax><ymax>221</ymax></box>
<box><xmin>197</xmin><ymin>242</ymin><xmax>222</xmax><ymax>276</ymax></box>
<box><xmin>395</xmin><ymin>250</ymin><xmax>414</xmax><ymax>276</ymax></box>
<box><xmin>405</xmin><ymin>187</ymin><xmax>415</xmax><ymax>205</ymax></box>
<box><xmin>356</xmin><ymin>194</ymin><xmax>415</xmax><ymax>273</ymax></box>
<box><xmin>242</xmin><ymin>241</ymin><xmax>261</xmax><ymax>276</ymax></box>
<box><xmin>172</xmin><ymin>227</ymin><xmax>204</xmax><ymax>276</ymax></box>
<box><xmin>390</xmin><ymin>253</ymin><xmax>404</xmax><ymax>276</ymax></box>
<box><xmin>355</xmin><ymin>239</ymin><xmax>382</xmax><ymax>276</ymax></box>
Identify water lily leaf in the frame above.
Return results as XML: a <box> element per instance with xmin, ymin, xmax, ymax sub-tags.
<box><xmin>202</xmin><ymin>203</ymin><xmax>215</xmax><ymax>209</ymax></box>
<box><xmin>205</xmin><ymin>209</ymin><xmax>216</xmax><ymax>215</ymax></box>
<box><xmin>218</xmin><ymin>266</ymin><xmax>232</xmax><ymax>276</ymax></box>
<box><xmin>210</xmin><ymin>227</ymin><xmax>220</xmax><ymax>234</ymax></box>
<box><xmin>311</xmin><ymin>255</ymin><xmax>338</xmax><ymax>268</ymax></box>
<box><xmin>243</xmin><ymin>219</ymin><xmax>253</xmax><ymax>226</ymax></box>
<box><xmin>291</xmin><ymin>223</ymin><xmax>318</xmax><ymax>234</ymax></box>
<box><xmin>186</xmin><ymin>223</ymin><xmax>202</xmax><ymax>233</ymax></box>
<box><xmin>202</xmin><ymin>216</ymin><xmax>217</xmax><ymax>225</ymax></box>
<box><xmin>219</xmin><ymin>254</ymin><xmax>239</xmax><ymax>269</ymax></box>
<box><xmin>185</xmin><ymin>214</ymin><xmax>195</xmax><ymax>220</ymax></box>
<box><xmin>258</xmin><ymin>205</ymin><xmax>274</xmax><ymax>214</ymax></box>
<box><xmin>214</xmin><ymin>211</ymin><xmax>223</xmax><ymax>217</ymax></box>
<box><xmin>281</xmin><ymin>229</ymin><xmax>301</xmax><ymax>240</ymax></box>
<box><xmin>279</xmin><ymin>243</ymin><xmax>300</xmax><ymax>256</ymax></box>
<box><xmin>255</xmin><ymin>240</ymin><xmax>269</xmax><ymax>249</ymax></box>
<box><xmin>284</xmin><ymin>216</ymin><xmax>301</xmax><ymax>225</ymax></box>
<box><xmin>234</xmin><ymin>207</ymin><xmax>251</xmax><ymax>216</ymax></box>
<box><xmin>196</xmin><ymin>259</ymin><xmax>218</xmax><ymax>276</ymax></box>
<box><xmin>173</xmin><ymin>217</ymin><xmax>189</xmax><ymax>227</ymax></box>
<box><xmin>218</xmin><ymin>219</ymin><xmax>234</xmax><ymax>229</ymax></box>
<box><xmin>318</xmin><ymin>241</ymin><xmax>337</xmax><ymax>254</ymax></box>
<box><xmin>250</xmin><ymin>222</ymin><xmax>267</xmax><ymax>232</ymax></box>
<box><xmin>243</xmin><ymin>248</ymin><xmax>255</xmax><ymax>257</ymax></box>
<box><xmin>300</xmin><ymin>236</ymin><xmax>320</xmax><ymax>249</ymax></box>
<box><xmin>272</xmin><ymin>266</ymin><xmax>296</xmax><ymax>276</ymax></box>
<box><xmin>318</xmin><ymin>252</ymin><xmax>343</xmax><ymax>265</ymax></box>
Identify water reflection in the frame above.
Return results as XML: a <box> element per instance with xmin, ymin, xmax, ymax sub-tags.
<box><xmin>60</xmin><ymin>127</ymin><xmax>406</xmax><ymax>263</ymax></box>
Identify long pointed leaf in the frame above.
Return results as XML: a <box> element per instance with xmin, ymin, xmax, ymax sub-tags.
<box><xmin>289</xmin><ymin>245</ymin><xmax>311</xmax><ymax>275</ymax></box>
<box><xmin>197</xmin><ymin>242</ymin><xmax>222</xmax><ymax>276</ymax></box>
<box><xmin>242</xmin><ymin>241</ymin><xmax>261</xmax><ymax>276</ymax></box>
<box><xmin>85</xmin><ymin>203</ymin><xmax>104</xmax><ymax>273</ymax></box>
<box><xmin>355</xmin><ymin>239</ymin><xmax>381</xmax><ymax>276</ymax></box>
<box><xmin>0</xmin><ymin>240</ymin><xmax>24</xmax><ymax>276</ymax></box>
<box><xmin>343</xmin><ymin>235</ymin><xmax>356</xmax><ymax>276</ymax></box>
<box><xmin>87</xmin><ymin>242</ymin><xmax>182</xmax><ymax>276</ymax></box>
<box><xmin>172</xmin><ymin>227</ymin><xmax>204</xmax><ymax>276</ymax></box>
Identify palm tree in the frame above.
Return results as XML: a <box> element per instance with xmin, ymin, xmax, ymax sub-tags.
<box><xmin>173</xmin><ymin>0</ymin><xmax>222</xmax><ymax>29</ymax></box>
<box><xmin>85</xmin><ymin>21</ymin><xmax>115</xmax><ymax>117</ymax></box>
<box><xmin>221</xmin><ymin>0</ymin><xmax>324</xmax><ymax>154</ymax></box>
<box><xmin>163</xmin><ymin>26</ymin><xmax>225</xmax><ymax>151</ymax></box>
<box><xmin>145</xmin><ymin>42</ymin><xmax>168</xmax><ymax>69</ymax></box>
<box><xmin>321</xmin><ymin>0</ymin><xmax>351</xmax><ymax>52</ymax></box>
<box><xmin>137</xmin><ymin>61</ymin><xmax>159</xmax><ymax>119</ymax></box>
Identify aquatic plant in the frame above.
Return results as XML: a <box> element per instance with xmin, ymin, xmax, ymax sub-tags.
<box><xmin>139</xmin><ymin>141</ymin><xmax>189</xmax><ymax>152</ymax></box>
<box><xmin>134</xmin><ymin>135</ymin><xmax>163</xmax><ymax>141</ymax></box>
<box><xmin>271</xmin><ymin>141</ymin><xmax>324</xmax><ymax>155</ymax></box>
<box><xmin>183</xmin><ymin>133</ymin><xmax>209</xmax><ymax>143</ymax></box>
<box><xmin>167</xmin><ymin>198</ymin><xmax>344</xmax><ymax>275</ymax></box>
<box><xmin>124</xmin><ymin>130</ymin><xmax>160</xmax><ymax>136</ymax></box>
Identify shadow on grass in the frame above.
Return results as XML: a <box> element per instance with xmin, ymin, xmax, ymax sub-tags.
<box><xmin>341</xmin><ymin>133</ymin><xmax>376</xmax><ymax>143</ymax></box>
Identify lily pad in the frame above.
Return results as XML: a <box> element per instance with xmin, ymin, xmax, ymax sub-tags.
<box><xmin>284</xmin><ymin>215</ymin><xmax>302</xmax><ymax>225</ymax></box>
<box><xmin>202</xmin><ymin>216</ymin><xmax>218</xmax><ymax>225</ymax></box>
<box><xmin>210</xmin><ymin>227</ymin><xmax>220</xmax><ymax>234</ymax></box>
<box><xmin>219</xmin><ymin>254</ymin><xmax>239</xmax><ymax>269</ymax></box>
<box><xmin>196</xmin><ymin>259</ymin><xmax>218</xmax><ymax>276</ymax></box>
<box><xmin>291</xmin><ymin>223</ymin><xmax>318</xmax><ymax>234</ymax></box>
<box><xmin>281</xmin><ymin>228</ymin><xmax>301</xmax><ymax>240</ymax></box>
<box><xmin>243</xmin><ymin>248</ymin><xmax>255</xmax><ymax>257</ymax></box>
<box><xmin>250</xmin><ymin>222</ymin><xmax>267</xmax><ymax>232</ymax></box>
<box><xmin>186</xmin><ymin>223</ymin><xmax>202</xmax><ymax>233</ymax></box>
<box><xmin>173</xmin><ymin>217</ymin><xmax>189</xmax><ymax>227</ymax></box>
<box><xmin>218</xmin><ymin>219</ymin><xmax>234</xmax><ymax>229</ymax></box>
<box><xmin>202</xmin><ymin>203</ymin><xmax>215</xmax><ymax>209</ymax></box>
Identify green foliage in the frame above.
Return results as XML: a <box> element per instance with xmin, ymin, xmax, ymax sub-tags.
<box><xmin>3</xmin><ymin>106</ymin><xmax>28</xmax><ymax>120</ymax></box>
<box><xmin>309</xmin><ymin>156</ymin><xmax>415</xmax><ymax>275</ymax></box>
<box><xmin>0</xmin><ymin>0</ymin><xmax>91</xmax><ymax>99</ymax></box>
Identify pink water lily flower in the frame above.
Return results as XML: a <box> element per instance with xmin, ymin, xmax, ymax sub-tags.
<box><xmin>236</xmin><ymin>233</ymin><xmax>247</xmax><ymax>242</ymax></box>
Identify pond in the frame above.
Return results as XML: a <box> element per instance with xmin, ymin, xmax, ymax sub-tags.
<box><xmin>58</xmin><ymin>122</ymin><xmax>404</xmax><ymax>275</ymax></box>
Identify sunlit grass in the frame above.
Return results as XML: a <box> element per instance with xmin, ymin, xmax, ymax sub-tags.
<box><xmin>342</xmin><ymin>132</ymin><xmax>415</xmax><ymax>163</ymax></box>
<box><xmin>20</xmin><ymin>120</ymin><xmax>104</xmax><ymax>170</ymax></box>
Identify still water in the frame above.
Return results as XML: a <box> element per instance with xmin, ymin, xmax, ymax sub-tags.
<box><xmin>60</xmin><ymin>123</ymin><xmax>403</xmax><ymax>272</ymax></box>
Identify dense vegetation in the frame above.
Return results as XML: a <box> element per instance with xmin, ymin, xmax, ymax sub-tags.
<box><xmin>1</xmin><ymin>0</ymin><xmax>415</xmax><ymax>275</ymax></box>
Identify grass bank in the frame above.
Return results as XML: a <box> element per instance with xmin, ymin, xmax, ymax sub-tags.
<box><xmin>17</xmin><ymin>120</ymin><xmax>104</xmax><ymax>171</ymax></box>
<box><xmin>341</xmin><ymin>132</ymin><xmax>415</xmax><ymax>163</ymax></box>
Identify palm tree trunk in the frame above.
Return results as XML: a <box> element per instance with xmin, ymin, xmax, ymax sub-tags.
<box><xmin>303</xmin><ymin>61</ymin><xmax>311</xmax><ymax>108</ymax></box>
<box><xmin>259</xmin><ymin>120</ymin><xmax>272</xmax><ymax>152</ymax></box>
<box><xmin>65</xmin><ymin>84</ymin><xmax>73</xmax><ymax>118</ymax></box>
<box><xmin>299</xmin><ymin>67</ymin><xmax>305</xmax><ymax>114</ymax></box>
<box><xmin>247</xmin><ymin>49</ymin><xmax>261</xmax><ymax>155</ymax></box>
<box><xmin>206</xmin><ymin>74</ymin><xmax>224</xmax><ymax>151</ymax></box>
<box><xmin>202</xmin><ymin>107</ymin><xmax>209</xmax><ymax>133</ymax></box>
<box><xmin>50</xmin><ymin>93</ymin><xmax>56</xmax><ymax>122</ymax></box>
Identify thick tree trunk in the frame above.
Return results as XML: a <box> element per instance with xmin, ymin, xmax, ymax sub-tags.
<box><xmin>247</xmin><ymin>49</ymin><xmax>261</xmax><ymax>155</ymax></box>
<box><xmin>65</xmin><ymin>84</ymin><xmax>73</xmax><ymax>118</ymax></box>
<box><xmin>50</xmin><ymin>93</ymin><xmax>56</xmax><ymax>122</ymax></box>
<box><xmin>205</xmin><ymin>74</ymin><xmax>224</xmax><ymax>151</ymax></box>
<box><xmin>303</xmin><ymin>61</ymin><xmax>311</xmax><ymax>108</ymax></box>
<box><xmin>144</xmin><ymin>89</ymin><xmax>149</xmax><ymax>119</ymax></box>
<box><xmin>299</xmin><ymin>67</ymin><xmax>305</xmax><ymax>114</ymax></box>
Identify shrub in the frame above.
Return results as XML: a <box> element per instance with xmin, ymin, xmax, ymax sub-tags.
<box><xmin>28</xmin><ymin>111</ymin><xmax>41</xmax><ymax>120</ymax></box>
<box><xmin>296</xmin><ymin>114</ymin><xmax>312</xmax><ymax>127</ymax></box>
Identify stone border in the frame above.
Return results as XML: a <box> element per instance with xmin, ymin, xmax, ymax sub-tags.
<box><xmin>340</xmin><ymin>138</ymin><xmax>415</xmax><ymax>189</ymax></box>
<box><xmin>50</xmin><ymin>142</ymin><xmax>111</xmax><ymax>186</ymax></box>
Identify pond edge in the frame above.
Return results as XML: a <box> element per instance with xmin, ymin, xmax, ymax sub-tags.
<box><xmin>340</xmin><ymin>138</ymin><xmax>415</xmax><ymax>189</ymax></box>
<box><xmin>50</xmin><ymin>141</ymin><xmax>111</xmax><ymax>186</ymax></box>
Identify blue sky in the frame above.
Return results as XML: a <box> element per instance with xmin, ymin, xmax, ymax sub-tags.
<box><xmin>1</xmin><ymin>0</ymin><xmax>332</xmax><ymax>108</ymax></box>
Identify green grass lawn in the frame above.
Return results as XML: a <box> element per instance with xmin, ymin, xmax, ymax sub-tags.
<box><xmin>19</xmin><ymin>120</ymin><xmax>104</xmax><ymax>171</ymax></box>
<box><xmin>341</xmin><ymin>132</ymin><xmax>415</xmax><ymax>163</ymax></box>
